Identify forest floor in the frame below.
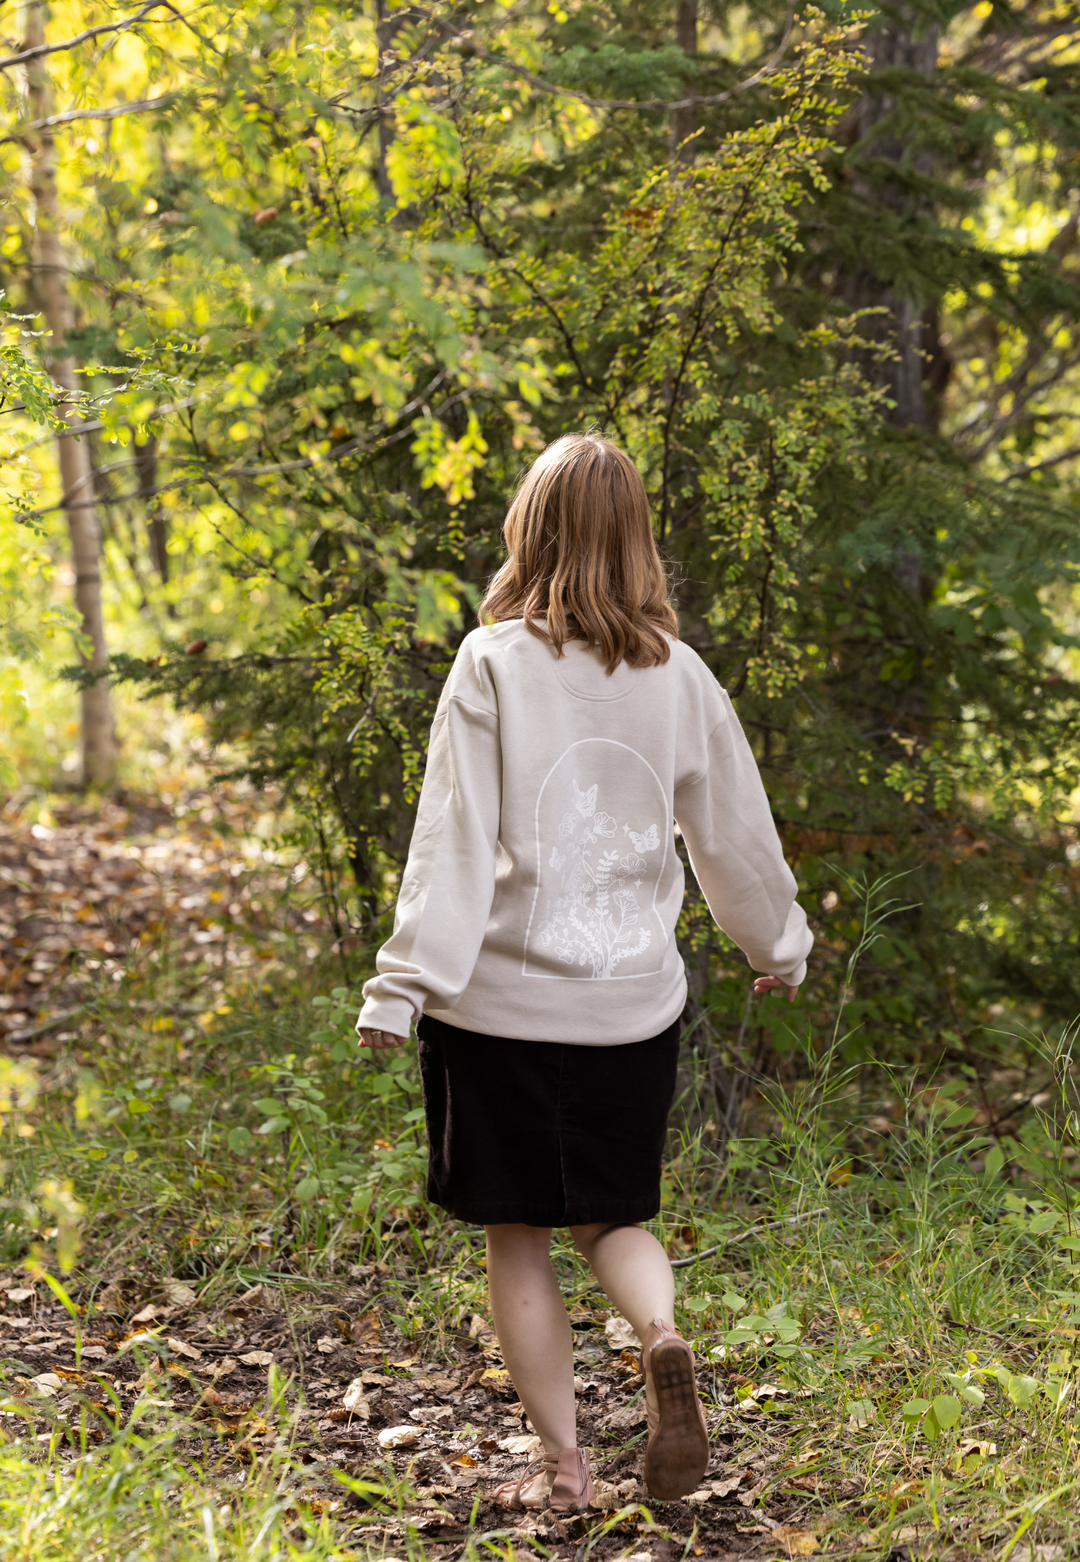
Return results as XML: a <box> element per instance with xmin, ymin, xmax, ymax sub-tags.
<box><xmin>0</xmin><ymin>789</ymin><xmax>1076</xmax><ymax>1562</ymax></box>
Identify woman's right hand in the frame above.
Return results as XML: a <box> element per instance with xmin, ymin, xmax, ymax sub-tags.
<box><xmin>358</xmin><ymin>1028</ymin><xmax>408</xmax><ymax>1049</ymax></box>
<box><xmin>753</xmin><ymin>975</ymin><xmax>800</xmax><ymax>1003</ymax></box>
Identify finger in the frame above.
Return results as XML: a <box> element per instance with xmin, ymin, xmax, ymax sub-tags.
<box><xmin>787</xmin><ymin>985</ymin><xmax>799</xmax><ymax>1003</ymax></box>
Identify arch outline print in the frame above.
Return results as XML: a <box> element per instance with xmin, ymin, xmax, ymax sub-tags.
<box><xmin>522</xmin><ymin>739</ymin><xmax>670</xmax><ymax>980</ymax></box>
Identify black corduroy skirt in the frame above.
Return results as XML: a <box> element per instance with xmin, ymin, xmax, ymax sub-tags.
<box><xmin>416</xmin><ymin>1013</ymin><xmax>681</xmax><ymax>1227</ymax></box>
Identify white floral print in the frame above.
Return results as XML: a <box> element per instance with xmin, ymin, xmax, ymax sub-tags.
<box><xmin>533</xmin><ymin>777</ymin><xmax>661</xmax><ymax>978</ymax></box>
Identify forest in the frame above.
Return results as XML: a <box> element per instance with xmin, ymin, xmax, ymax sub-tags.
<box><xmin>0</xmin><ymin>0</ymin><xmax>1079</xmax><ymax>1558</ymax></box>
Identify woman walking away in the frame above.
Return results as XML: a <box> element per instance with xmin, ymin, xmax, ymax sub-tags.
<box><xmin>356</xmin><ymin>433</ymin><xmax>812</xmax><ymax>1513</ymax></box>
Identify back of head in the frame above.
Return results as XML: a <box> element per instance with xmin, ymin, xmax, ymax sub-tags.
<box><xmin>480</xmin><ymin>433</ymin><xmax>678</xmax><ymax>672</ymax></box>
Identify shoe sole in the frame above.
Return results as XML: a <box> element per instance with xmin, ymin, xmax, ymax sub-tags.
<box><xmin>643</xmin><ymin>1337</ymin><xmax>709</xmax><ymax>1501</ymax></box>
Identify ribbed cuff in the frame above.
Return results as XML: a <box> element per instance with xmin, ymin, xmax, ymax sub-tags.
<box><xmin>356</xmin><ymin>997</ymin><xmax>415</xmax><ymax>1040</ymax></box>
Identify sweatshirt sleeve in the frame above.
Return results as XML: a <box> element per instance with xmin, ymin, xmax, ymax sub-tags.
<box><xmin>356</xmin><ymin>679</ymin><xmax>501</xmax><ymax>1038</ymax></box>
<box><xmin>674</xmin><ymin>686</ymin><xmax>812</xmax><ymax>986</ymax></box>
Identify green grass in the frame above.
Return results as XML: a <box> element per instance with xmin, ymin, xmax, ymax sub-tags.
<box><xmin>1</xmin><ymin>872</ymin><xmax>1078</xmax><ymax>1560</ymax></box>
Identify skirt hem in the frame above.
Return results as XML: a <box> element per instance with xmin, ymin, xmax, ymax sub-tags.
<box><xmin>427</xmin><ymin>1190</ymin><xmax>661</xmax><ymax>1228</ymax></box>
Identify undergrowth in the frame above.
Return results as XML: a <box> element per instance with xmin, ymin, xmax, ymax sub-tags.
<box><xmin>0</xmin><ymin>865</ymin><xmax>1077</xmax><ymax>1561</ymax></box>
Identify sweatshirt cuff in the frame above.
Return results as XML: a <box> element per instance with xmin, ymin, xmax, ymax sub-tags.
<box><xmin>768</xmin><ymin>958</ymin><xmax>807</xmax><ymax>988</ymax></box>
<box><xmin>356</xmin><ymin>996</ymin><xmax>416</xmax><ymax>1040</ymax></box>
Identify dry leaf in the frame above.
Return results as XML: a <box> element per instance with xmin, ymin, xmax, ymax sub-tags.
<box><xmin>350</xmin><ymin>1309</ymin><xmax>381</xmax><ymax>1347</ymax></box>
<box><xmin>713</xmin><ymin>1470</ymin><xmax>752</xmax><ymax>1497</ymax></box>
<box><xmin>6</xmin><ymin>1288</ymin><xmax>35</xmax><ymax>1305</ymax></box>
<box><xmin>480</xmin><ymin>1367</ymin><xmax>511</xmax><ymax>1386</ymax></box>
<box><xmin>600</xmin><ymin>1400</ymin><xmax>648</xmax><ymax>1431</ymax></box>
<box><xmin>213</xmin><ymin>1357</ymin><xmax>238</xmax><ymax>1378</ymax></box>
<box><xmin>774</xmin><ymin>1528</ymin><xmax>819</xmax><ymax>1556</ymax></box>
<box><xmin>161</xmin><ymin>1280</ymin><xmax>198</xmax><ymax>1309</ymax></box>
<box><xmin>341</xmin><ymin>1378</ymin><xmax>370</xmax><ymax>1419</ymax></box>
<box><xmin>80</xmin><ymin>1345</ymin><xmax>109</xmax><ymax>1361</ymax></box>
<box><xmin>604</xmin><ymin>1315</ymin><xmax>641</xmax><ymax>1351</ymax></box>
<box><xmin>30</xmin><ymin>1373</ymin><xmax>63</xmax><ymax>1395</ymax></box>
<box><xmin>498</xmin><ymin>1433</ymin><xmax>541</xmax><ymax>1454</ymax></box>
<box><xmin>167</xmin><ymin>1337</ymin><xmax>202</xmax><ymax>1361</ymax></box>
<box><xmin>315</xmin><ymin>1336</ymin><xmax>337</xmax><ymax>1354</ymax></box>
<box><xmin>130</xmin><ymin>1304</ymin><xmax>161</xmax><ymax>1325</ymax></box>
<box><xmin>119</xmin><ymin>1329</ymin><xmax>163</xmax><ymax>1353</ymax></box>
<box><xmin>451</xmin><ymin>1453</ymin><xmax>478</xmax><ymax>1468</ymax></box>
<box><xmin>238</xmin><ymin>1350</ymin><xmax>274</xmax><ymax>1367</ymax></box>
<box><xmin>377</xmin><ymin>1424</ymin><xmax>420</xmax><ymax>1449</ymax></box>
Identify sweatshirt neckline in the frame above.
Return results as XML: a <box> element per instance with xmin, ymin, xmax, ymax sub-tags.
<box><xmin>543</xmin><ymin>636</ymin><xmax>641</xmax><ymax>704</ymax></box>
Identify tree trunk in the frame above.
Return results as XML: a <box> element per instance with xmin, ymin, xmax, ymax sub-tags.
<box><xmin>23</xmin><ymin>0</ymin><xmax>116</xmax><ymax>789</ymax></box>
<box><xmin>672</xmin><ymin>0</ymin><xmax>697</xmax><ymax>160</ymax></box>
<box><xmin>844</xmin><ymin>10</ymin><xmax>940</xmax><ymax>435</ymax></box>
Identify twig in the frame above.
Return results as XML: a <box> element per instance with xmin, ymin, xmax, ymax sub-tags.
<box><xmin>670</xmin><ymin>1206</ymin><xmax>830</xmax><ymax>1268</ymax></box>
<box><xmin>0</xmin><ymin>3</ymin><xmax>168</xmax><ymax>70</ymax></box>
<box><xmin>0</xmin><ymin>95</ymin><xmax>175</xmax><ymax>147</ymax></box>
<box><xmin>944</xmin><ymin>1312</ymin><xmax>1010</xmax><ymax>1345</ymax></box>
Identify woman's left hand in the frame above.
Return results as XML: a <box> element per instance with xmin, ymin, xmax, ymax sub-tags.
<box><xmin>753</xmin><ymin>974</ymin><xmax>800</xmax><ymax>1003</ymax></box>
<box><xmin>358</xmin><ymin>1028</ymin><xmax>408</xmax><ymax>1049</ymax></box>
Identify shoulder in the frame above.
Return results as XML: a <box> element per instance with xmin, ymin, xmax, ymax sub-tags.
<box><xmin>666</xmin><ymin>637</ymin><xmax>726</xmax><ymax>690</ymax></box>
<box><xmin>444</xmin><ymin>621</ymin><xmax>531</xmax><ymax>707</ymax></box>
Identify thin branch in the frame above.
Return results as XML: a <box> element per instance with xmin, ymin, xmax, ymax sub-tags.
<box><xmin>0</xmin><ymin>3</ymin><xmax>168</xmax><ymax>71</ymax></box>
<box><xmin>668</xmin><ymin>1208</ymin><xmax>830</xmax><ymax>1269</ymax></box>
<box><xmin>1002</xmin><ymin>443</ymin><xmax>1080</xmax><ymax>482</ymax></box>
<box><xmin>0</xmin><ymin>94</ymin><xmax>175</xmax><ymax>146</ymax></box>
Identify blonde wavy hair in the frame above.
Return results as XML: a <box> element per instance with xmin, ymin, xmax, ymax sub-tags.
<box><xmin>479</xmin><ymin>433</ymin><xmax>677</xmax><ymax>672</ymax></box>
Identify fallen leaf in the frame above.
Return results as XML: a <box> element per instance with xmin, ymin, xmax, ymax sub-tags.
<box><xmin>161</xmin><ymin>1280</ymin><xmax>198</xmax><ymax>1309</ymax></box>
<box><xmin>410</xmin><ymin>1404</ymin><xmax>453</xmax><ymax>1422</ymax></box>
<box><xmin>238</xmin><ymin>1350</ymin><xmax>274</xmax><ymax>1367</ymax></box>
<box><xmin>774</xmin><ymin>1527</ymin><xmax>819</xmax><ymax>1556</ymax></box>
<box><xmin>604</xmin><ymin>1315</ymin><xmax>641</xmax><ymax>1351</ymax></box>
<box><xmin>30</xmin><ymin>1373</ymin><xmax>63</xmax><ymax>1395</ymax></box>
<box><xmin>350</xmin><ymin>1309</ymin><xmax>381</xmax><ymax>1347</ymax></box>
<box><xmin>480</xmin><ymin>1367</ymin><xmax>511</xmax><ymax>1386</ymax></box>
<box><xmin>389</xmin><ymin>1357</ymin><xmax>416</xmax><ymax>1368</ymax></box>
<box><xmin>118</xmin><ymin>1329</ymin><xmax>164</xmax><ymax>1353</ymax></box>
<box><xmin>213</xmin><ymin>1357</ymin><xmax>238</xmax><ymax>1378</ymax></box>
<box><xmin>712</xmin><ymin>1470</ymin><xmax>752</xmax><ymax>1497</ymax></box>
<box><xmin>377</xmin><ymin>1424</ymin><xmax>420</xmax><ymax>1449</ymax></box>
<box><xmin>498</xmin><ymin>1433</ymin><xmax>541</xmax><ymax>1454</ymax></box>
<box><xmin>341</xmin><ymin>1378</ymin><xmax>370</xmax><ymax>1419</ymax></box>
<box><xmin>451</xmin><ymin>1453</ymin><xmax>478</xmax><ymax>1468</ymax></box>
<box><xmin>315</xmin><ymin>1336</ymin><xmax>337</xmax><ymax>1354</ymax></box>
<box><xmin>130</xmin><ymin>1304</ymin><xmax>162</xmax><ymax>1325</ymax></box>
<box><xmin>167</xmin><ymin>1337</ymin><xmax>202</xmax><ymax>1361</ymax></box>
<box><xmin>600</xmin><ymin>1400</ymin><xmax>647</xmax><ymax>1431</ymax></box>
<box><xmin>80</xmin><ymin>1345</ymin><xmax>109</xmax><ymax>1361</ymax></box>
<box><xmin>6</xmin><ymin>1288</ymin><xmax>35</xmax><ymax>1304</ymax></box>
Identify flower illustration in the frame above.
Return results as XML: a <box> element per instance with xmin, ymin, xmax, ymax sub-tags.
<box><xmin>535</xmin><ymin>779</ymin><xmax>660</xmax><ymax>978</ymax></box>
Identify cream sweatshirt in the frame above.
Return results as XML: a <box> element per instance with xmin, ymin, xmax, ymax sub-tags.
<box><xmin>357</xmin><ymin>621</ymin><xmax>812</xmax><ymax>1045</ymax></box>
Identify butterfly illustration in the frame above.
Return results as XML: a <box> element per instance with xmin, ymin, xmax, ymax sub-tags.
<box><xmin>623</xmin><ymin>822</ymin><xmax>660</xmax><ymax>853</ymax></box>
<box><xmin>549</xmin><ymin>846</ymin><xmax>566</xmax><ymax>871</ymax></box>
<box><xmin>573</xmin><ymin>779</ymin><xmax>598</xmax><ymax>818</ymax></box>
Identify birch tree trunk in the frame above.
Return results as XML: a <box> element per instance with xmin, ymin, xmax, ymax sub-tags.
<box><xmin>23</xmin><ymin>0</ymin><xmax>116</xmax><ymax>788</ymax></box>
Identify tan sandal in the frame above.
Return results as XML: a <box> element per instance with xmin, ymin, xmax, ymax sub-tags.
<box><xmin>491</xmin><ymin>1446</ymin><xmax>594</xmax><ymax>1512</ymax></box>
<box><xmin>640</xmin><ymin>1318</ymin><xmax>709</xmax><ymax>1500</ymax></box>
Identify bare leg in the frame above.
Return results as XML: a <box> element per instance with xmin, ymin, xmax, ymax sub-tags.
<box><xmin>485</xmin><ymin>1223</ymin><xmax>577</xmax><ymax>1467</ymax></box>
<box><xmin>570</xmin><ymin>1221</ymin><xmax>676</xmax><ymax>1348</ymax></box>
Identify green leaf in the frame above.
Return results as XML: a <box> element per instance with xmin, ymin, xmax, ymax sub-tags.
<box><xmin>256</xmin><ymin>1118</ymin><xmax>289</xmax><ymax>1135</ymax></box>
<box><xmin>253</xmin><ymin>1097</ymin><xmax>283</xmax><ymax>1115</ymax></box>
<box><xmin>296</xmin><ymin>1177</ymin><xmax>320</xmax><ymax>1204</ymax></box>
<box><xmin>983</xmin><ymin>1145</ymin><xmax>1005</xmax><ymax>1179</ymax></box>
<box><xmin>1006</xmin><ymin>1374</ymin><xmax>1038</xmax><ymax>1408</ymax></box>
<box><xmin>227</xmin><ymin>1126</ymin><xmax>252</xmax><ymax>1154</ymax></box>
<box><xmin>684</xmin><ymin>1296</ymin><xmax>711</xmax><ymax>1312</ymax></box>
<box><xmin>127</xmin><ymin>1099</ymin><xmax>153</xmax><ymax>1115</ymax></box>
<box><xmin>722</xmin><ymin>1291</ymin><xmax>748</xmax><ymax>1312</ymax></box>
<box><xmin>168</xmin><ymin>1093</ymin><xmax>192</xmax><ymax>1114</ymax></box>
<box><xmin>900</xmin><ymin>1398</ymin><xmax>931</xmax><ymax>1420</ymax></box>
<box><xmin>931</xmin><ymin>1394</ymin><xmax>962</xmax><ymax>1429</ymax></box>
